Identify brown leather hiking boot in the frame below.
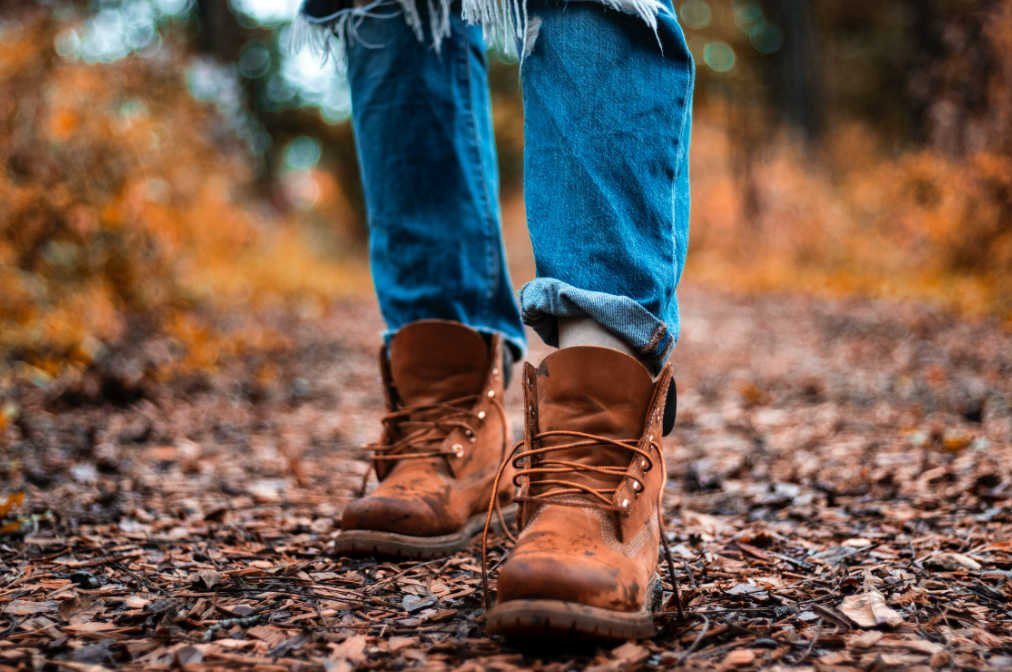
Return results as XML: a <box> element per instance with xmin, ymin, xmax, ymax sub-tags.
<box><xmin>483</xmin><ymin>346</ymin><xmax>674</xmax><ymax>640</ymax></box>
<box><xmin>335</xmin><ymin>320</ymin><xmax>516</xmax><ymax>559</ymax></box>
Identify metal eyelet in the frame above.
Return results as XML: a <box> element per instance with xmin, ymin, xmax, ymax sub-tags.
<box><xmin>478</xmin><ymin>411</ymin><xmax>486</xmax><ymax>420</ymax></box>
<box><xmin>632</xmin><ymin>481</ymin><xmax>642</xmax><ymax>491</ymax></box>
<box><xmin>453</xmin><ymin>444</ymin><xmax>464</xmax><ymax>458</ymax></box>
<box><xmin>487</xmin><ymin>390</ymin><xmax>495</xmax><ymax>398</ymax></box>
<box><xmin>641</xmin><ymin>459</ymin><xmax>648</xmax><ymax>469</ymax></box>
<box><xmin>621</xmin><ymin>499</ymin><xmax>631</xmax><ymax>509</ymax></box>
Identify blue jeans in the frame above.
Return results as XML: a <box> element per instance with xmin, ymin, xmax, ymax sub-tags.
<box><xmin>345</xmin><ymin>0</ymin><xmax>693</xmax><ymax>371</ymax></box>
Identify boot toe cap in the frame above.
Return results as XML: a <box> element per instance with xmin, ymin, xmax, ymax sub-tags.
<box><xmin>341</xmin><ymin>495</ymin><xmax>452</xmax><ymax>537</ymax></box>
<box><xmin>496</xmin><ymin>550</ymin><xmax>646</xmax><ymax>613</ymax></box>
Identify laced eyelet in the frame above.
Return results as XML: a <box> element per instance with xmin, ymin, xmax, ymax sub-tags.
<box><xmin>453</xmin><ymin>444</ymin><xmax>464</xmax><ymax>458</ymax></box>
<box><xmin>632</xmin><ymin>481</ymin><xmax>642</xmax><ymax>492</ymax></box>
<box><xmin>641</xmin><ymin>459</ymin><xmax>649</xmax><ymax>469</ymax></box>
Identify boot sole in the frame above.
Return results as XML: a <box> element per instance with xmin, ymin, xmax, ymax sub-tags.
<box><xmin>334</xmin><ymin>504</ymin><xmax>518</xmax><ymax>560</ymax></box>
<box><xmin>487</xmin><ymin>573</ymin><xmax>662</xmax><ymax>641</ymax></box>
<box><xmin>486</xmin><ymin>599</ymin><xmax>656</xmax><ymax>641</ymax></box>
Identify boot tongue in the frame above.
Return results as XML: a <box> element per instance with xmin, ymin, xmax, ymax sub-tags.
<box><xmin>534</xmin><ymin>346</ymin><xmax>655</xmax><ymax>496</ymax></box>
<box><xmin>388</xmin><ymin>321</ymin><xmax>488</xmax><ymax>406</ymax></box>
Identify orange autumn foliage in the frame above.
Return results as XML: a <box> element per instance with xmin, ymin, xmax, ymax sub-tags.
<box><xmin>685</xmin><ymin>120</ymin><xmax>1012</xmax><ymax>321</ymax></box>
<box><xmin>0</xmin><ymin>13</ymin><xmax>364</xmax><ymax>385</ymax></box>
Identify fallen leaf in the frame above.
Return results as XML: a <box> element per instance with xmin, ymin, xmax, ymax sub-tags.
<box><xmin>611</xmin><ymin>641</ymin><xmax>650</xmax><ymax>666</ymax></box>
<box><xmin>842</xmin><ymin>538</ymin><xmax>873</xmax><ymax>548</ymax></box>
<box><xmin>839</xmin><ymin>590</ymin><xmax>904</xmax><ymax>628</ymax></box>
<box><xmin>0</xmin><ymin>492</ymin><xmax>24</xmax><ymax>518</ymax></box>
<box><xmin>724</xmin><ymin>649</ymin><xmax>757</xmax><ymax>666</ymax></box>
<box><xmin>849</xmin><ymin>630</ymin><xmax>884</xmax><ymax>648</ymax></box>
<box><xmin>4</xmin><ymin>600</ymin><xmax>57</xmax><ymax>616</ymax></box>
<box><xmin>927</xmin><ymin>552</ymin><xmax>982</xmax><ymax>571</ymax></box>
<box><xmin>192</xmin><ymin>569</ymin><xmax>224</xmax><ymax>589</ymax></box>
<box><xmin>328</xmin><ymin>634</ymin><xmax>368</xmax><ymax>664</ymax></box>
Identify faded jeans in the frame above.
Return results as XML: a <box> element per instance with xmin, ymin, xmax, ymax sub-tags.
<box><xmin>344</xmin><ymin>0</ymin><xmax>694</xmax><ymax>371</ymax></box>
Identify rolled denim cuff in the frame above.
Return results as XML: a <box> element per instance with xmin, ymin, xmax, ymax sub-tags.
<box><xmin>519</xmin><ymin>278</ymin><xmax>674</xmax><ymax>374</ymax></box>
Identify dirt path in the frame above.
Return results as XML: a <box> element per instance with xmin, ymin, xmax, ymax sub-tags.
<box><xmin>1</xmin><ymin>285</ymin><xmax>1010</xmax><ymax>670</ymax></box>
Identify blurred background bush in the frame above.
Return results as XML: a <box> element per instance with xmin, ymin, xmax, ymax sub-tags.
<box><xmin>1</xmin><ymin>0</ymin><xmax>1011</xmax><ymax>388</ymax></box>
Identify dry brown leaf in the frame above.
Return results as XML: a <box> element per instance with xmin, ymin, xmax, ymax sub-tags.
<box><xmin>611</xmin><ymin>642</ymin><xmax>650</xmax><ymax>666</ymax></box>
<box><xmin>927</xmin><ymin>552</ymin><xmax>982</xmax><ymax>571</ymax></box>
<box><xmin>848</xmin><ymin>630</ymin><xmax>884</xmax><ymax>648</ymax></box>
<box><xmin>328</xmin><ymin>634</ymin><xmax>368</xmax><ymax>664</ymax></box>
<box><xmin>4</xmin><ymin>600</ymin><xmax>56</xmax><ymax>616</ymax></box>
<box><xmin>192</xmin><ymin>569</ymin><xmax>224</xmax><ymax>589</ymax></box>
<box><xmin>724</xmin><ymin>649</ymin><xmax>757</xmax><ymax>666</ymax></box>
<box><xmin>839</xmin><ymin>590</ymin><xmax>904</xmax><ymax>628</ymax></box>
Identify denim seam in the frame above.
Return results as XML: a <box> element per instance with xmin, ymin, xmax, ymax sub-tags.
<box><xmin>459</xmin><ymin>32</ymin><xmax>500</xmax><ymax>326</ymax></box>
<box><xmin>661</xmin><ymin>30</ymin><xmax>695</xmax><ymax>331</ymax></box>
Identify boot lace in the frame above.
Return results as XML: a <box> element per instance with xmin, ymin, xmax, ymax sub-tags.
<box><xmin>359</xmin><ymin>394</ymin><xmax>511</xmax><ymax>507</ymax></box>
<box><xmin>480</xmin><ymin>430</ymin><xmax>662</xmax><ymax>606</ymax></box>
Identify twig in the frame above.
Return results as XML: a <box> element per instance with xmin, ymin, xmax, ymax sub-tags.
<box><xmin>202</xmin><ymin>614</ymin><xmax>264</xmax><ymax>642</ymax></box>
<box><xmin>110</xmin><ymin>560</ymin><xmax>169</xmax><ymax>596</ymax></box>
<box><xmin>313</xmin><ymin>600</ymin><xmax>333</xmax><ymax>631</ymax></box>
<box><xmin>365</xmin><ymin>557</ymin><xmax>443</xmax><ymax>594</ymax></box>
<box><xmin>0</xmin><ymin>617</ymin><xmax>24</xmax><ymax>638</ymax></box>
<box><xmin>682</xmin><ymin>557</ymin><xmax>698</xmax><ymax>589</ymax></box>
<box><xmin>658</xmin><ymin>506</ymin><xmax>686</xmax><ymax>621</ymax></box>
<box><xmin>677</xmin><ymin>615</ymin><xmax>710</xmax><ymax>666</ymax></box>
<box><xmin>794</xmin><ymin>617</ymin><xmax>821</xmax><ymax>665</ymax></box>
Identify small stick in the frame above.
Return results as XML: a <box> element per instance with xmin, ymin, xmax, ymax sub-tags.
<box><xmin>658</xmin><ymin>506</ymin><xmax>686</xmax><ymax>621</ymax></box>
<box><xmin>794</xmin><ymin>618</ymin><xmax>822</xmax><ymax>665</ymax></box>
<box><xmin>677</xmin><ymin>615</ymin><xmax>710</xmax><ymax>666</ymax></box>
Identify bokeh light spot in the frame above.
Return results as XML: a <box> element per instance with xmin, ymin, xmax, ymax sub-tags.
<box><xmin>733</xmin><ymin>3</ymin><xmax>762</xmax><ymax>32</ymax></box>
<box><xmin>750</xmin><ymin>21</ymin><xmax>782</xmax><ymax>53</ymax></box>
<box><xmin>285</xmin><ymin>136</ymin><xmax>322</xmax><ymax>172</ymax></box>
<box><xmin>239</xmin><ymin>41</ymin><xmax>271</xmax><ymax>79</ymax></box>
<box><xmin>679</xmin><ymin>0</ymin><xmax>711</xmax><ymax>30</ymax></box>
<box><xmin>54</xmin><ymin>29</ymin><xmax>81</xmax><ymax>60</ymax></box>
<box><xmin>229</xmin><ymin>0</ymin><xmax>302</xmax><ymax>26</ymax></box>
<box><xmin>152</xmin><ymin>0</ymin><xmax>193</xmax><ymax>16</ymax></box>
<box><xmin>703</xmin><ymin>41</ymin><xmax>735</xmax><ymax>73</ymax></box>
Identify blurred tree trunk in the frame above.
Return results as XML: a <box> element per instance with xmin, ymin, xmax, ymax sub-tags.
<box><xmin>195</xmin><ymin>0</ymin><xmax>247</xmax><ymax>61</ymax></box>
<box><xmin>769</xmin><ymin>0</ymin><xmax>821</xmax><ymax>142</ymax></box>
<box><xmin>903</xmin><ymin>0</ymin><xmax>1012</xmax><ymax>157</ymax></box>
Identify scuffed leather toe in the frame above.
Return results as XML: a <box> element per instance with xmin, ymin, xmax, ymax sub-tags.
<box><xmin>496</xmin><ymin>547</ymin><xmax>645</xmax><ymax>613</ymax></box>
<box><xmin>341</xmin><ymin>495</ymin><xmax>454</xmax><ymax>537</ymax></box>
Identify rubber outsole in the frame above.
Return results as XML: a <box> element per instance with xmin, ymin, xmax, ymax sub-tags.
<box><xmin>334</xmin><ymin>504</ymin><xmax>517</xmax><ymax>560</ymax></box>
<box><xmin>486</xmin><ymin>599</ymin><xmax>656</xmax><ymax>641</ymax></box>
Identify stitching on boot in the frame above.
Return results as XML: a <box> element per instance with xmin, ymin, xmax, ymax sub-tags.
<box><xmin>594</xmin><ymin>509</ymin><xmax>657</xmax><ymax>558</ymax></box>
<box><xmin>439</xmin><ymin>461</ymin><xmax>497</xmax><ymax>488</ymax></box>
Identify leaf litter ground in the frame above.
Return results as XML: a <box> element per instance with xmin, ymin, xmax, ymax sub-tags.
<box><xmin>1</xmin><ymin>286</ymin><xmax>1010</xmax><ymax>671</ymax></box>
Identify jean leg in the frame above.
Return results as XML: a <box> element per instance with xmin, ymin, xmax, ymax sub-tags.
<box><xmin>517</xmin><ymin>1</ymin><xmax>694</xmax><ymax>372</ymax></box>
<box><xmin>345</xmin><ymin>4</ymin><xmax>527</xmax><ymax>356</ymax></box>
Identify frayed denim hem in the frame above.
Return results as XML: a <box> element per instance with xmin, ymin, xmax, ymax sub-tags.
<box><xmin>519</xmin><ymin>278</ymin><xmax>674</xmax><ymax>374</ymax></box>
<box><xmin>291</xmin><ymin>0</ymin><xmax>673</xmax><ymax>63</ymax></box>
